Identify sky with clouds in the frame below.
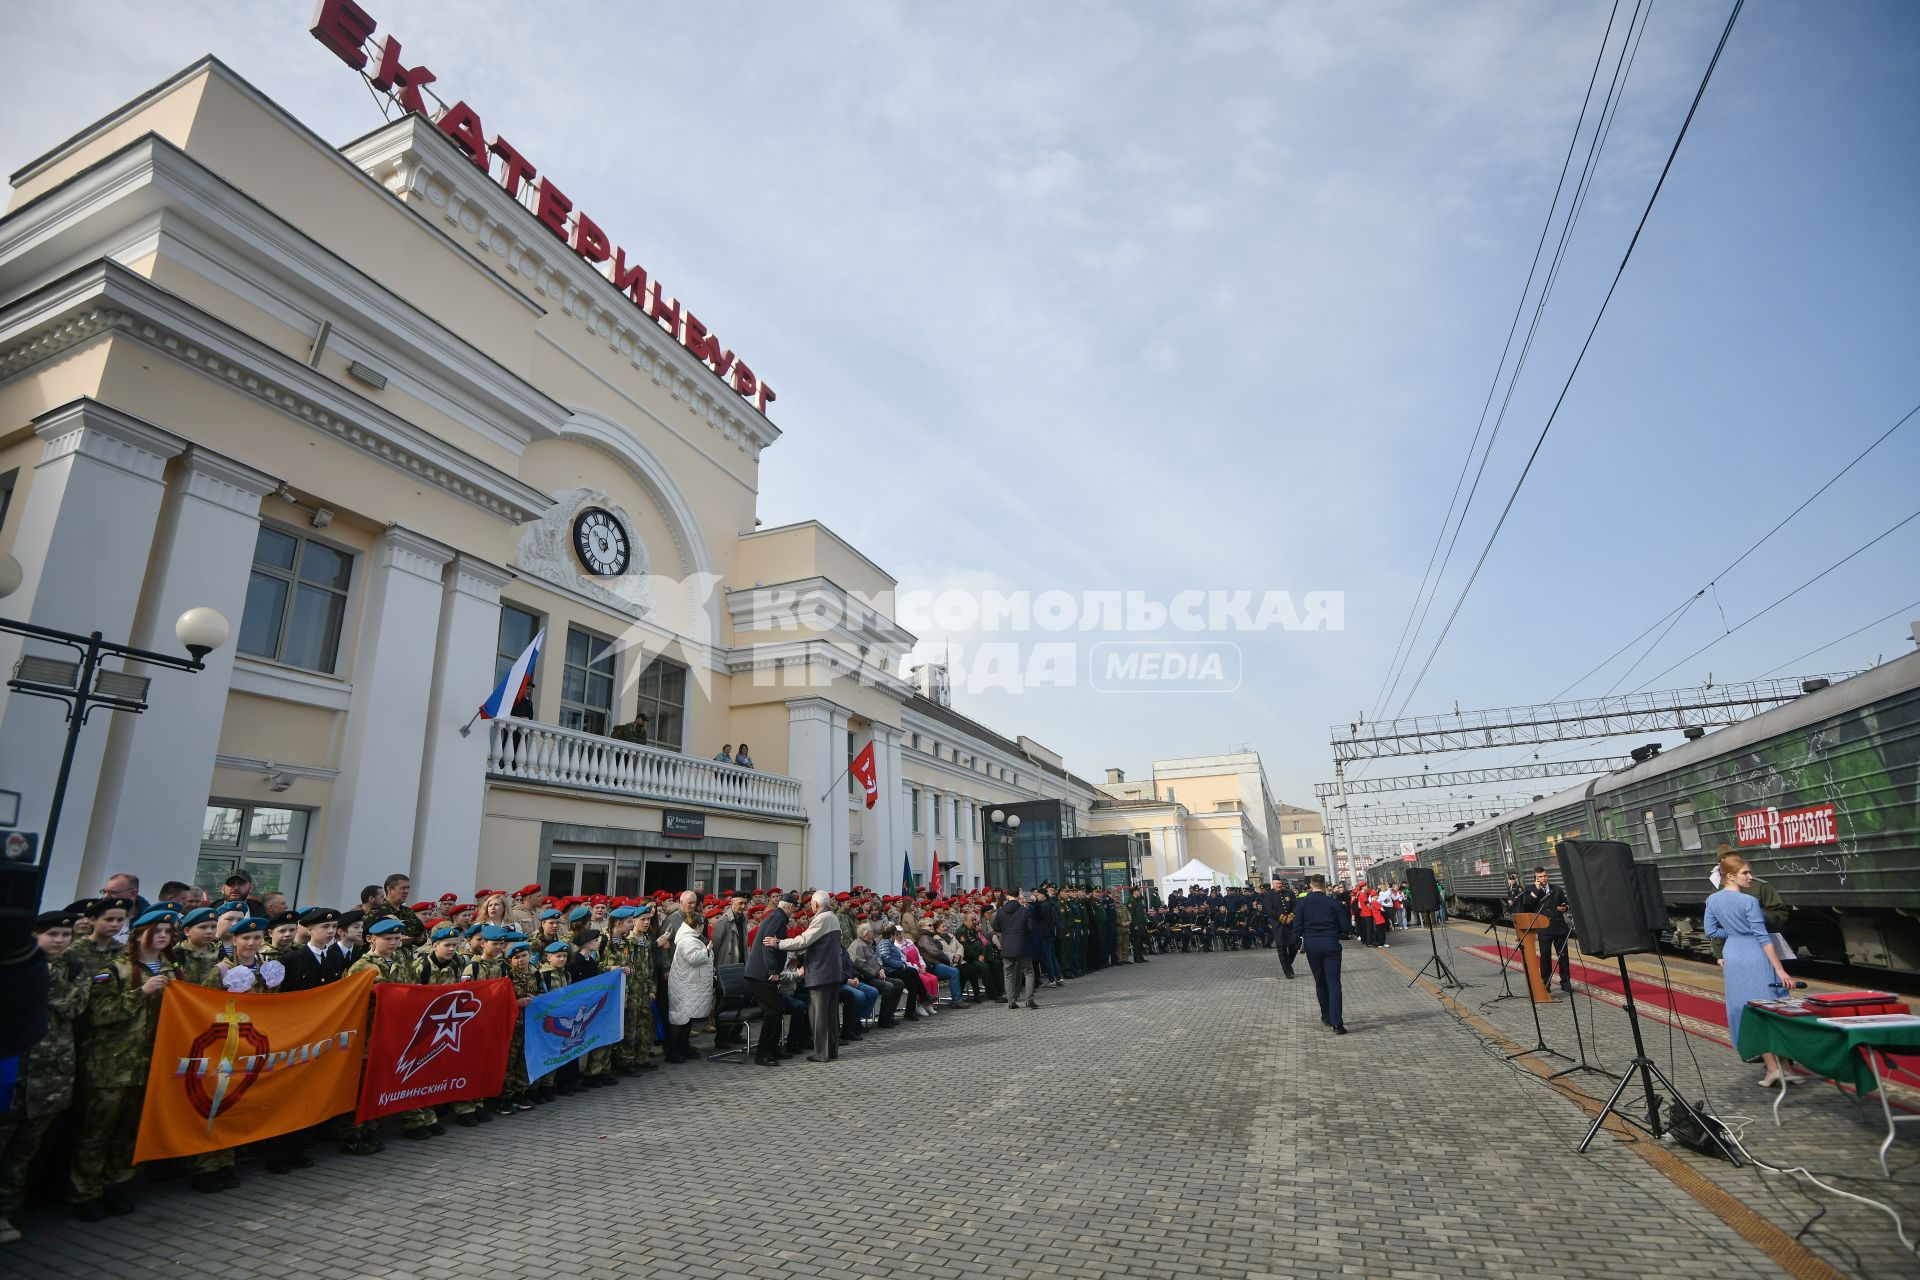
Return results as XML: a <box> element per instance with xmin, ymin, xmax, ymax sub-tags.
<box><xmin>6</xmin><ymin>1</ymin><xmax>1917</xmax><ymax>837</ymax></box>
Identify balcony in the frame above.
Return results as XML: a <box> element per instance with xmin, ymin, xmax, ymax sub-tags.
<box><xmin>485</xmin><ymin>718</ymin><xmax>805</xmax><ymax>820</ymax></box>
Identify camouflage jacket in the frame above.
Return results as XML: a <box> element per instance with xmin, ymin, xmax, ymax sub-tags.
<box><xmin>177</xmin><ymin>943</ymin><xmax>225</xmax><ymax>990</ymax></box>
<box><xmin>15</xmin><ymin>952</ymin><xmax>89</xmax><ymax>1116</ymax></box>
<box><xmin>464</xmin><ymin>955</ymin><xmax>511</xmax><ymax>982</ymax></box>
<box><xmin>362</xmin><ymin>899</ymin><xmax>427</xmax><ymax>943</ymax></box>
<box><xmin>416</xmin><ymin>951</ymin><xmax>465</xmax><ymax>985</ymax></box>
<box><xmin>345</xmin><ymin>950</ymin><xmax>418</xmax><ymax>984</ymax></box>
<box><xmin>78</xmin><ymin>953</ymin><xmax>178</xmax><ymax>1088</ymax></box>
<box><xmin>66</xmin><ymin>934</ymin><xmax>123</xmax><ymax>974</ymax></box>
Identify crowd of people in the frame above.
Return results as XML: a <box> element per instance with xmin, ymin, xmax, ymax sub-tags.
<box><xmin>4</xmin><ymin>868</ymin><xmax>1300</xmax><ymax>1244</ymax></box>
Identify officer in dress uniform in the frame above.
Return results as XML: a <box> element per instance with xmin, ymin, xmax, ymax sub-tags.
<box><xmin>1263</xmin><ymin>876</ymin><xmax>1299</xmax><ymax>979</ymax></box>
<box><xmin>1294</xmin><ymin>875</ymin><xmax>1350</xmax><ymax>1034</ymax></box>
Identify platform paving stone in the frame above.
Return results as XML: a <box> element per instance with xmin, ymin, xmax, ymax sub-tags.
<box><xmin>5</xmin><ymin>941</ymin><xmax>1890</xmax><ymax>1278</ymax></box>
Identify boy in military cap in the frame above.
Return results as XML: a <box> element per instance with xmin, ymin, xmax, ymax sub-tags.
<box><xmin>67</xmin><ymin>897</ymin><xmax>128</xmax><ymax>973</ymax></box>
<box><xmin>176</xmin><ymin>906</ymin><xmax>224</xmax><ymax>987</ymax></box>
<box><xmin>537</xmin><ymin>942</ymin><xmax>573</xmax><ymax>1098</ymax></box>
<box><xmin>338</xmin><ymin>919</ymin><xmax>415</xmax><ymax>1153</ymax></box>
<box><xmin>0</xmin><ymin>911</ymin><xmax>87</xmax><ymax>1242</ymax></box>
<box><xmin>504</xmin><ymin>941</ymin><xmax>539</xmax><ymax>1109</ymax></box>
<box><xmin>70</xmin><ymin>906</ymin><xmax>180</xmax><ymax>1220</ymax></box>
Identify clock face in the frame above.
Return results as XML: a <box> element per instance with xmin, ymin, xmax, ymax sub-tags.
<box><xmin>571</xmin><ymin>508</ymin><xmax>631</xmax><ymax>577</ymax></box>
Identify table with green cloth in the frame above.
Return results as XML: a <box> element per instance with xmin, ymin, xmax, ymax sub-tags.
<box><xmin>1736</xmin><ymin>1002</ymin><xmax>1920</xmax><ymax>1176</ymax></box>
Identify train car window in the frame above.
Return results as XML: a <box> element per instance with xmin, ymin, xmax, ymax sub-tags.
<box><xmin>1642</xmin><ymin>809</ymin><xmax>1663</xmax><ymax>854</ymax></box>
<box><xmin>1672</xmin><ymin>801</ymin><xmax>1702</xmax><ymax>851</ymax></box>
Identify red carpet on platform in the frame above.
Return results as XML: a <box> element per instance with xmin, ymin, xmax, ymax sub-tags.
<box><xmin>1457</xmin><ymin>942</ymin><xmax>1920</xmax><ymax>1098</ymax></box>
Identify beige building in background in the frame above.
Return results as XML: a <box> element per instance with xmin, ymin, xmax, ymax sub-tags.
<box><xmin>0</xmin><ymin>56</ymin><xmax>1096</xmax><ymax>908</ymax></box>
<box><xmin>1090</xmin><ymin>752</ymin><xmax>1327</xmax><ymax>886</ymax></box>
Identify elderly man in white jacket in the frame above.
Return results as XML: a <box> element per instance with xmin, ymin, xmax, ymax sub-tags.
<box><xmin>764</xmin><ymin>890</ymin><xmax>844</xmax><ymax>1062</ymax></box>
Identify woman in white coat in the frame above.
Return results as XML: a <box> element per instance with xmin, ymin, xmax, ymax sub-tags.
<box><xmin>665</xmin><ymin>892</ymin><xmax>714</xmax><ymax>1064</ymax></box>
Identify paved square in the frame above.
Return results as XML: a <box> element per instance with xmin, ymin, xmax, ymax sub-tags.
<box><xmin>6</xmin><ymin>942</ymin><xmax>1889</xmax><ymax>1278</ymax></box>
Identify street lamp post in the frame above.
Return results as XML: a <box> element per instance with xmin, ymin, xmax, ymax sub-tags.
<box><xmin>0</xmin><ymin>552</ymin><xmax>229</xmax><ymax>913</ymax></box>
<box><xmin>989</xmin><ymin>809</ymin><xmax>1020</xmax><ymax>890</ymax></box>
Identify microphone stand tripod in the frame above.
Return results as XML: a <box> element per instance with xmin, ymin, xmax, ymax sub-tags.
<box><xmin>1577</xmin><ymin>955</ymin><xmax>1734</xmax><ymax>1160</ymax></box>
<box><xmin>1483</xmin><ymin>909</ymin><xmax>1520</xmax><ymax>1004</ymax></box>
<box><xmin>1409</xmin><ymin>915</ymin><xmax>1466</xmax><ymax>990</ymax></box>
<box><xmin>1548</xmin><ymin>936</ymin><xmax>1615</xmax><ymax>1082</ymax></box>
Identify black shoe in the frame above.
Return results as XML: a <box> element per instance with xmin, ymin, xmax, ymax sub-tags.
<box><xmin>805</xmin><ymin>1054</ymin><xmax>827</xmax><ymax>1063</ymax></box>
<box><xmin>72</xmin><ymin>1200</ymin><xmax>106</xmax><ymax>1223</ymax></box>
<box><xmin>1025</xmin><ymin>1000</ymin><xmax>1039</xmax><ymax>1009</ymax></box>
<box><xmin>1335</xmin><ymin>1025</ymin><xmax>1349</xmax><ymax>1035</ymax></box>
<box><xmin>101</xmin><ymin>1188</ymin><xmax>135</xmax><ymax>1216</ymax></box>
<box><xmin>516</xmin><ymin>1099</ymin><xmax>536</xmax><ymax>1111</ymax></box>
<box><xmin>404</xmin><ymin>1127</ymin><xmax>434</xmax><ymax>1141</ymax></box>
<box><xmin>753</xmin><ymin>1054</ymin><xmax>778</xmax><ymax>1067</ymax></box>
<box><xmin>264</xmin><ymin>1159</ymin><xmax>291</xmax><ymax>1175</ymax></box>
<box><xmin>780</xmin><ymin>1047</ymin><xmax>800</xmax><ymax>1059</ymax></box>
<box><xmin>1284</xmin><ymin>972</ymin><xmax>1295</xmax><ymax>979</ymax></box>
<box><xmin>454</xmin><ymin>1112</ymin><xmax>482</xmax><ymax>1128</ymax></box>
<box><xmin>290</xmin><ymin>1152</ymin><xmax>314</xmax><ymax>1169</ymax></box>
<box><xmin>474</xmin><ymin>1104</ymin><xmax>497</xmax><ymax>1119</ymax></box>
<box><xmin>219</xmin><ymin>1168</ymin><xmax>240</xmax><ymax>1189</ymax></box>
<box><xmin>191</xmin><ymin>1172</ymin><xmax>228</xmax><ymax>1194</ymax></box>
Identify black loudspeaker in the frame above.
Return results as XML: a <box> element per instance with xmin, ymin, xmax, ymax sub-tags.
<box><xmin>1555</xmin><ymin>840</ymin><xmax>1654</xmax><ymax>957</ymax></box>
<box><xmin>1405</xmin><ymin>865</ymin><xmax>1441</xmax><ymax>914</ymax></box>
<box><xmin>1633</xmin><ymin>862</ymin><xmax>1670</xmax><ymax>935</ymax></box>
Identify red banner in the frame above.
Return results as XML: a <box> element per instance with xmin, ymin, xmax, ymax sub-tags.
<box><xmin>355</xmin><ymin>979</ymin><xmax>515</xmax><ymax>1122</ymax></box>
<box><xmin>1734</xmin><ymin>803</ymin><xmax>1836</xmax><ymax>850</ymax></box>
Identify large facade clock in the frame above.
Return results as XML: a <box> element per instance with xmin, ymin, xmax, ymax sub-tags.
<box><xmin>571</xmin><ymin>507</ymin><xmax>631</xmax><ymax>576</ymax></box>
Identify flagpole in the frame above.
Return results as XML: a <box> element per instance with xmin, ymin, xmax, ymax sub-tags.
<box><xmin>458</xmin><ymin>708</ymin><xmax>483</xmax><ymax>739</ymax></box>
<box><xmin>817</xmin><ymin>760</ymin><xmax>855</xmax><ymax>804</ymax></box>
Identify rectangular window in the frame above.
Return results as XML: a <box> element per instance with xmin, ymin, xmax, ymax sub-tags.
<box><xmin>911</xmin><ymin>788</ymin><xmax>922</xmax><ymax>833</ymax></box>
<box><xmin>237</xmin><ymin>524</ymin><xmax>353</xmax><ymax>672</ymax></box>
<box><xmin>494</xmin><ymin>603</ymin><xmax>542</xmax><ymax>702</ymax></box>
<box><xmin>559</xmin><ymin>625</ymin><xmax>616</xmax><ymax>735</ymax></box>
<box><xmin>631</xmin><ymin>655</ymin><xmax>688</xmax><ymax>751</ymax></box>
<box><xmin>1642</xmin><ymin>809</ymin><xmax>1663</xmax><ymax>855</ymax></box>
<box><xmin>1303</xmin><ymin>855</ymin><xmax>1317</xmax><ymax>866</ymax></box>
<box><xmin>199</xmin><ymin>801</ymin><xmax>312</xmax><ymax>902</ymax></box>
<box><xmin>1673</xmin><ymin>800</ymin><xmax>1702</xmax><ymax>851</ymax></box>
<box><xmin>0</xmin><ymin>467</ymin><xmax>16</xmax><ymax>536</ymax></box>
<box><xmin>934</xmin><ymin>796</ymin><xmax>944</xmax><ymax>836</ymax></box>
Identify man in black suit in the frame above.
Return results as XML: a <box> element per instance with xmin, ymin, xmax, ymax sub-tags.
<box><xmin>743</xmin><ymin>890</ymin><xmax>795</xmax><ymax>1066</ymax></box>
<box><xmin>1516</xmin><ymin>866</ymin><xmax>1573</xmax><ymax>993</ymax></box>
<box><xmin>991</xmin><ymin>890</ymin><xmax>1037</xmax><ymax>1009</ymax></box>
<box><xmin>1262</xmin><ymin>876</ymin><xmax>1299</xmax><ymax>979</ymax></box>
<box><xmin>1030</xmin><ymin>887</ymin><xmax>1061</xmax><ymax>988</ymax></box>
<box><xmin>278</xmin><ymin>908</ymin><xmax>348</xmax><ymax>991</ymax></box>
<box><xmin>1295</xmin><ymin>875</ymin><xmax>1350</xmax><ymax>1034</ymax></box>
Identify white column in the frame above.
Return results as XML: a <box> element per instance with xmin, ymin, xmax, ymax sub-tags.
<box><xmin>882</xmin><ymin>727</ymin><xmax>907</xmax><ymax>889</ymax></box>
<box><xmin>319</xmin><ymin>528</ymin><xmax>452</xmax><ymax>903</ymax></box>
<box><xmin>859</xmin><ymin>722</ymin><xmax>900</xmax><ymax>895</ymax></box>
<box><xmin>940</xmin><ymin>791</ymin><xmax>958</xmax><ymax>890</ymax></box>
<box><xmin>786</xmin><ymin>697</ymin><xmax>851</xmax><ymax>892</ymax></box>
<box><xmin>0</xmin><ymin>402</ymin><xmax>183</xmax><ymax>906</ymax></box>
<box><xmin>411</xmin><ymin>553</ymin><xmax>512</xmax><ymax>896</ymax></box>
<box><xmin>86</xmin><ymin>446</ymin><xmax>277</xmax><ymax>894</ymax></box>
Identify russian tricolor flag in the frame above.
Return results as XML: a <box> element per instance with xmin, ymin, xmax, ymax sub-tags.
<box><xmin>481</xmin><ymin>628</ymin><xmax>544</xmax><ymax>720</ymax></box>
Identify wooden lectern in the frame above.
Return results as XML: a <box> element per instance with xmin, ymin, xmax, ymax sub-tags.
<box><xmin>1509</xmin><ymin>911</ymin><xmax>1553</xmax><ymax>1003</ymax></box>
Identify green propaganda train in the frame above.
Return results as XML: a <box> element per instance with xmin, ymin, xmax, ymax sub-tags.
<box><xmin>1377</xmin><ymin>650</ymin><xmax>1920</xmax><ymax>971</ymax></box>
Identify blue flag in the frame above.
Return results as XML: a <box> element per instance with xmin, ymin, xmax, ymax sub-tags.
<box><xmin>523</xmin><ymin>970</ymin><xmax>624</xmax><ymax>1082</ymax></box>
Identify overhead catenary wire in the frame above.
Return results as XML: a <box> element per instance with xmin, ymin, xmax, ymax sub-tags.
<box><xmin>1628</xmin><ymin>504</ymin><xmax>1920</xmax><ymax>693</ymax></box>
<box><xmin>1391</xmin><ymin>0</ymin><xmax>1748</xmax><ymax>720</ymax></box>
<box><xmin>1367</xmin><ymin>0</ymin><xmax>1631</xmax><ymax>723</ymax></box>
<box><xmin>1379</xmin><ymin>0</ymin><xmax>1658</xmax><ymax>726</ymax></box>
<box><xmin>1757</xmin><ymin>599</ymin><xmax>1920</xmax><ymax>677</ymax></box>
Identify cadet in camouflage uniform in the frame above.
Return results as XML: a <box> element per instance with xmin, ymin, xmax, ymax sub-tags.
<box><xmin>175</xmin><ymin>906</ymin><xmax>224</xmax><ymax>986</ymax></box>
<box><xmin>361</xmin><ymin>872</ymin><xmax>427</xmax><ymax>944</ymax></box>
<box><xmin>534</xmin><ymin>943</ymin><xmax>573</xmax><ymax>1100</ymax></box>
<box><xmin>185</xmin><ymin>916</ymin><xmax>278</xmax><ymax>1192</ymax></box>
<box><xmin>340</xmin><ymin>919</ymin><xmax>418</xmax><ymax>1152</ymax></box>
<box><xmin>611</xmin><ymin>906</ymin><xmax>656</xmax><ymax>1073</ymax></box>
<box><xmin>70</xmin><ymin>906</ymin><xmax>181</xmax><ymax>1219</ymax></box>
<box><xmin>0</xmin><ymin>912</ymin><xmax>88</xmax><ymax>1242</ymax></box>
<box><xmin>954</xmin><ymin>913</ymin><xmax>1000</xmax><ymax>1001</ymax></box>
<box><xmin>410</xmin><ymin>926</ymin><xmax>467</xmax><ymax>1131</ymax></box>
<box><xmin>1128</xmin><ymin>889</ymin><xmax>1151</xmax><ymax>962</ymax></box>
<box><xmin>261</xmin><ymin>909</ymin><xmax>299</xmax><ymax>963</ymax></box>
<box><xmin>503</xmin><ymin>942</ymin><xmax>539</xmax><ymax>1109</ymax></box>
<box><xmin>66</xmin><ymin>897</ymin><xmax>129</xmax><ymax>974</ymax></box>
<box><xmin>450</xmin><ymin>926</ymin><xmax>513</xmax><ymax>1124</ymax></box>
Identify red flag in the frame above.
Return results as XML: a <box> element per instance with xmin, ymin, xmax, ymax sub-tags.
<box><xmin>850</xmin><ymin>741</ymin><xmax>879</xmax><ymax>809</ymax></box>
<box><xmin>355</xmin><ymin>978</ymin><xmax>515</xmax><ymax>1122</ymax></box>
<box><xmin>930</xmin><ymin>856</ymin><xmax>943</xmax><ymax>897</ymax></box>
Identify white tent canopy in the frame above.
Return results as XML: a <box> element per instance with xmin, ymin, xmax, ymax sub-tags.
<box><xmin>1161</xmin><ymin>857</ymin><xmax>1235</xmax><ymax>892</ymax></box>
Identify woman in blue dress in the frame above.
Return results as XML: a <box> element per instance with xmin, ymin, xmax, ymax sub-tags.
<box><xmin>1705</xmin><ymin>853</ymin><xmax>1796</xmax><ymax>1086</ymax></box>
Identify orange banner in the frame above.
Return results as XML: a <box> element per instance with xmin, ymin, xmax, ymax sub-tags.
<box><xmin>133</xmin><ymin>969</ymin><xmax>374</xmax><ymax>1163</ymax></box>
